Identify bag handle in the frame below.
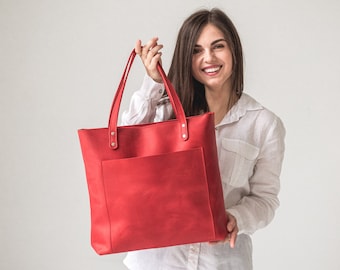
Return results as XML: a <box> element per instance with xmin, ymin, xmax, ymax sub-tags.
<box><xmin>108</xmin><ymin>49</ymin><xmax>189</xmax><ymax>149</ymax></box>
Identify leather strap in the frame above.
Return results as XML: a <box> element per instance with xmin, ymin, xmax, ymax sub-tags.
<box><xmin>108</xmin><ymin>50</ymin><xmax>189</xmax><ymax>149</ymax></box>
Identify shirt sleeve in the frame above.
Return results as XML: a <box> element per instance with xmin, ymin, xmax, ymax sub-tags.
<box><xmin>227</xmin><ymin>116</ymin><xmax>286</xmax><ymax>234</ymax></box>
<box><xmin>121</xmin><ymin>75</ymin><xmax>173</xmax><ymax>125</ymax></box>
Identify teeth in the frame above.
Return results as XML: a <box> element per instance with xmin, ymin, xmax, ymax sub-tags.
<box><xmin>204</xmin><ymin>66</ymin><xmax>220</xmax><ymax>73</ymax></box>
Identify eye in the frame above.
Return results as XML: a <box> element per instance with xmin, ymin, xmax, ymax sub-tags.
<box><xmin>193</xmin><ymin>47</ymin><xmax>202</xmax><ymax>54</ymax></box>
<box><xmin>213</xmin><ymin>43</ymin><xmax>225</xmax><ymax>50</ymax></box>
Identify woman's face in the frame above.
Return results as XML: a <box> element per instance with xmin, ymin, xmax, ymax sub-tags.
<box><xmin>192</xmin><ymin>23</ymin><xmax>233</xmax><ymax>92</ymax></box>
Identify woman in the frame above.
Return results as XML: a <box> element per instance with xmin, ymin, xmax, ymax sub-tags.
<box><xmin>122</xmin><ymin>8</ymin><xmax>285</xmax><ymax>270</ymax></box>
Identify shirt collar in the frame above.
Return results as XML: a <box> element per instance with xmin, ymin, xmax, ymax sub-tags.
<box><xmin>216</xmin><ymin>93</ymin><xmax>263</xmax><ymax>127</ymax></box>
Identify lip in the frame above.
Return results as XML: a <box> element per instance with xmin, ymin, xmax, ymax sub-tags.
<box><xmin>202</xmin><ymin>65</ymin><xmax>222</xmax><ymax>75</ymax></box>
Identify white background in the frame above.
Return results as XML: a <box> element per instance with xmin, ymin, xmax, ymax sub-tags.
<box><xmin>1</xmin><ymin>0</ymin><xmax>339</xmax><ymax>269</ymax></box>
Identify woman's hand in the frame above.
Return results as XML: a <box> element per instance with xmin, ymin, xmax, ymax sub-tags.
<box><xmin>135</xmin><ymin>37</ymin><xmax>163</xmax><ymax>83</ymax></box>
<box><xmin>209</xmin><ymin>212</ymin><xmax>239</xmax><ymax>248</ymax></box>
<box><xmin>225</xmin><ymin>212</ymin><xmax>238</xmax><ymax>248</ymax></box>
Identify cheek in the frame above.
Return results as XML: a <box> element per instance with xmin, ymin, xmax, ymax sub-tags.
<box><xmin>191</xmin><ymin>59</ymin><xmax>201</xmax><ymax>80</ymax></box>
<box><xmin>224</xmin><ymin>53</ymin><xmax>234</xmax><ymax>70</ymax></box>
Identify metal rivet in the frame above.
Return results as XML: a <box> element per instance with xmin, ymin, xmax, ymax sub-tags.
<box><xmin>182</xmin><ymin>134</ymin><xmax>187</xmax><ymax>139</ymax></box>
<box><xmin>111</xmin><ymin>131</ymin><xmax>115</xmax><ymax>136</ymax></box>
<box><xmin>111</xmin><ymin>142</ymin><xmax>115</xmax><ymax>147</ymax></box>
<box><xmin>181</xmin><ymin>123</ymin><xmax>185</xmax><ymax>128</ymax></box>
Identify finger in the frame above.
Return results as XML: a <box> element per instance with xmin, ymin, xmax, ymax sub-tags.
<box><xmin>225</xmin><ymin>213</ymin><xmax>238</xmax><ymax>248</ymax></box>
<box><xmin>226</xmin><ymin>217</ymin><xmax>236</xmax><ymax>232</ymax></box>
<box><xmin>142</xmin><ymin>37</ymin><xmax>160</xmax><ymax>58</ymax></box>
<box><xmin>144</xmin><ymin>37</ymin><xmax>159</xmax><ymax>51</ymax></box>
<box><xmin>148</xmin><ymin>47</ymin><xmax>163</xmax><ymax>63</ymax></box>
<box><xmin>145</xmin><ymin>44</ymin><xmax>163</xmax><ymax>63</ymax></box>
<box><xmin>229</xmin><ymin>228</ymin><xmax>238</xmax><ymax>248</ymax></box>
<box><xmin>150</xmin><ymin>44</ymin><xmax>164</xmax><ymax>55</ymax></box>
<box><xmin>135</xmin><ymin>39</ymin><xmax>142</xmax><ymax>55</ymax></box>
<box><xmin>144</xmin><ymin>45</ymin><xmax>163</xmax><ymax>62</ymax></box>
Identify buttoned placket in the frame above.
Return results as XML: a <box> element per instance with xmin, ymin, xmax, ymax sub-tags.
<box><xmin>186</xmin><ymin>243</ymin><xmax>201</xmax><ymax>270</ymax></box>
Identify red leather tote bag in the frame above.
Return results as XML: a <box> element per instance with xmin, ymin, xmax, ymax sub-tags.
<box><xmin>78</xmin><ymin>50</ymin><xmax>227</xmax><ymax>255</ymax></box>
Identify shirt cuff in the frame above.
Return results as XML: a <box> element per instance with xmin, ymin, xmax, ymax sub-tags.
<box><xmin>141</xmin><ymin>74</ymin><xmax>165</xmax><ymax>101</ymax></box>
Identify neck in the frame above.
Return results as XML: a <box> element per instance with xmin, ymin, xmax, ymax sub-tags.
<box><xmin>205</xmin><ymin>88</ymin><xmax>231</xmax><ymax>125</ymax></box>
<box><xmin>205</xmin><ymin>84</ymin><xmax>239</xmax><ymax>125</ymax></box>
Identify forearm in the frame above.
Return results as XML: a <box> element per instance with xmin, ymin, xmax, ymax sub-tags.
<box><xmin>121</xmin><ymin>75</ymin><xmax>171</xmax><ymax>125</ymax></box>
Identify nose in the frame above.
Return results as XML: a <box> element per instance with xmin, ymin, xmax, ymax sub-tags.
<box><xmin>203</xmin><ymin>49</ymin><xmax>215</xmax><ymax>62</ymax></box>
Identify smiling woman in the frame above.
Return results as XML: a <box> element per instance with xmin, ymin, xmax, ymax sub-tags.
<box><xmin>192</xmin><ymin>35</ymin><xmax>232</xmax><ymax>84</ymax></box>
<box><xmin>167</xmin><ymin>8</ymin><xmax>244</xmax><ymax>118</ymax></box>
<box><xmin>191</xmin><ymin>24</ymin><xmax>234</xmax><ymax>124</ymax></box>
<box><xmin>121</xmin><ymin>7</ymin><xmax>285</xmax><ymax>270</ymax></box>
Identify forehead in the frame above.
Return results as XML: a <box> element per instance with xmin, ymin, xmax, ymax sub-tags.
<box><xmin>196</xmin><ymin>23</ymin><xmax>225</xmax><ymax>44</ymax></box>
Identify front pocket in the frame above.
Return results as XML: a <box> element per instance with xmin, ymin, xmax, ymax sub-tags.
<box><xmin>221</xmin><ymin>139</ymin><xmax>259</xmax><ymax>187</ymax></box>
<box><xmin>101</xmin><ymin>147</ymin><xmax>217</xmax><ymax>252</ymax></box>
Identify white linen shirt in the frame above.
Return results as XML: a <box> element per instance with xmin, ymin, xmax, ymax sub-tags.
<box><xmin>121</xmin><ymin>75</ymin><xmax>285</xmax><ymax>270</ymax></box>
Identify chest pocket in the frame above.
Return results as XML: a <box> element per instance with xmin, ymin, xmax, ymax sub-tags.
<box><xmin>221</xmin><ymin>139</ymin><xmax>259</xmax><ymax>187</ymax></box>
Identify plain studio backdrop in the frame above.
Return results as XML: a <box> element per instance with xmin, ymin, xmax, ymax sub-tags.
<box><xmin>1</xmin><ymin>0</ymin><xmax>339</xmax><ymax>269</ymax></box>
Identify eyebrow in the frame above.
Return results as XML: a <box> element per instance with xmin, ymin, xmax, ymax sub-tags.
<box><xmin>194</xmin><ymin>38</ymin><xmax>227</xmax><ymax>47</ymax></box>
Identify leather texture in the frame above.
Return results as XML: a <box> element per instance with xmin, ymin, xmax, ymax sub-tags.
<box><xmin>78</xmin><ymin>50</ymin><xmax>227</xmax><ymax>255</ymax></box>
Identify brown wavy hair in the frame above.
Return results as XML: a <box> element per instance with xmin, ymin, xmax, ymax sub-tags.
<box><xmin>168</xmin><ymin>8</ymin><xmax>243</xmax><ymax>116</ymax></box>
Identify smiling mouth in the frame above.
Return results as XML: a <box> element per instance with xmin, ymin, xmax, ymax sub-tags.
<box><xmin>202</xmin><ymin>66</ymin><xmax>222</xmax><ymax>74</ymax></box>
